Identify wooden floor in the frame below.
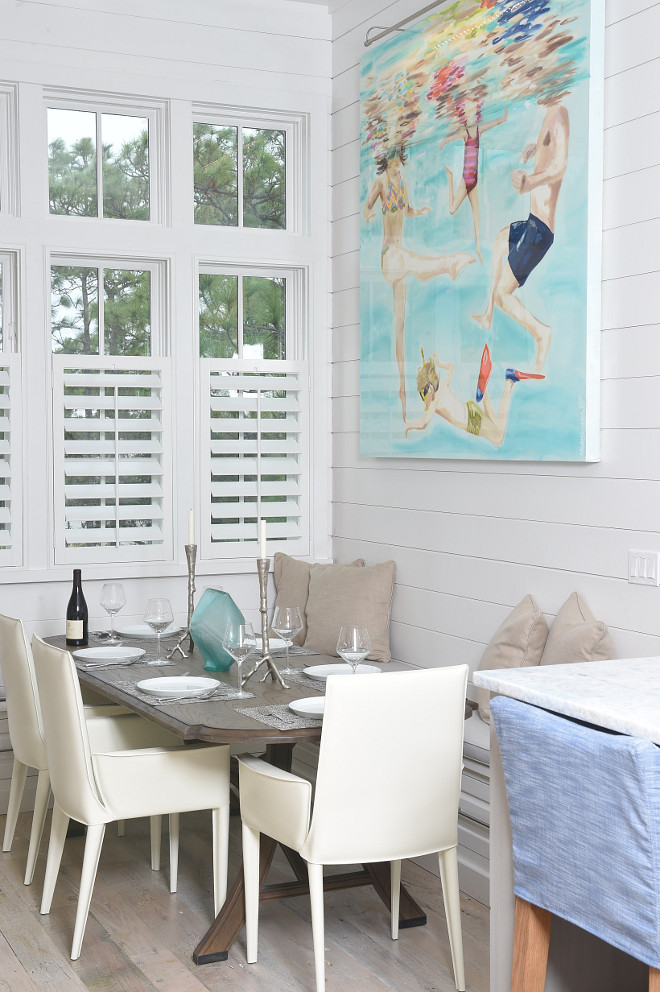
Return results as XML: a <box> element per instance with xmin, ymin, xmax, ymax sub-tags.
<box><xmin>0</xmin><ymin>806</ymin><xmax>489</xmax><ymax>992</ymax></box>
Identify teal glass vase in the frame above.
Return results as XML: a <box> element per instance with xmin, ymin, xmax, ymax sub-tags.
<box><xmin>190</xmin><ymin>588</ymin><xmax>245</xmax><ymax>672</ymax></box>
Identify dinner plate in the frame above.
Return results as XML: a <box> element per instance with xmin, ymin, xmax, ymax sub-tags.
<box><xmin>73</xmin><ymin>646</ymin><xmax>146</xmax><ymax>664</ymax></box>
<box><xmin>303</xmin><ymin>663</ymin><xmax>382</xmax><ymax>680</ymax></box>
<box><xmin>136</xmin><ymin>676</ymin><xmax>220</xmax><ymax>699</ymax></box>
<box><xmin>289</xmin><ymin>697</ymin><xmax>325</xmax><ymax>719</ymax></box>
<box><xmin>255</xmin><ymin>635</ymin><xmax>289</xmax><ymax>653</ymax></box>
<box><xmin>114</xmin><ymin>623</ymin><xmax>183</xmax><ymax>640</ymax></box>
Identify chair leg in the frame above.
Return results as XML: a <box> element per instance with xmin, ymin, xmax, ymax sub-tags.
<box><xmin>24</xmin><ymin>768</ymin><xmax>51</xmax><ymax>885</ymax></box>
<box><xmin>438</xmin><ymin>847</ymin><xmax>466</xmax><ymax>992</ymax></box>
<box><xmin>308</xmin><ymin>862</ymin><xmax>326</xmax><ymax>992</ymax></box>
<box><xmin>649</xmin><ymin>965</ymin><xmax>660</xmax><ymax>991</ymax></box>
<box><xmin>212</xmin><ymin>805</ymin><xmax>230</xmax><ymax>916</ymax></box>
<box><xmin>40</xmin><ymin>804</ymin><xmax>69</xmax><ymax>914</ymax></box>
<box><xmin>391</xmin><ymin>858</ymin><xmax>402</xmax><ymax>940</ymax></box>
<box><xmin>3</xmin><ymin>758</ymin><xmax>28</xmax><ymax>852</ymax></box>
<box><xmin>150</xmin><ymin>814</ymin><xmax>163</xmax><ymax>870</ymax></box>
<box><xmin>511</xmin><ymin>896</ymin><xmax>552</xmax><ymax>992</ymax></box>
<box><xmin>242</xmin><ymin>822</ymin><xmax>260</xmax><ymax>964</ymax></box>
<box><xmin>71</xmin><ymin>822</ymin><xmax>105</xmax><ymax>960</ymax></box>
<box><xmin>169</xmin><ymin>812</ymin><xmax>180</xmax><ymax>894</ymax></box>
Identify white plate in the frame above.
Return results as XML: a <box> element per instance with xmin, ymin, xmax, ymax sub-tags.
<box><xmin>256</xmin><ymin>635</ymin><xmax>289</xmax><ymax>653</ymax></box>
<box><xmin>136</xmin><ymin>676</ymin><xmax>220</xmax><ymax>699</ymax></box>
<box><xmin>114</xmin><ymin>623</ymin><xmax>183</xmax><ymax>640</ymax></box>
<box><xmin>303</xmin><ymin>663</ymin><xmax>382</xmax><ymax>680</ymax></box>
<box><xmin>289</xmin><ymin>697</ymin><xmax>325</xmax><ymax>719</ymax></box>
<box><xmin>73</xmin><ymin>646</ymin><xmax>146</xmax><ymax>664</ymax></box>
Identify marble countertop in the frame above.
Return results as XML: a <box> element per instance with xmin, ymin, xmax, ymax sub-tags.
<box><xmin>473</xmin><ymin>657</ymin><xmax>660</xmax><ymax>744</ymax></box>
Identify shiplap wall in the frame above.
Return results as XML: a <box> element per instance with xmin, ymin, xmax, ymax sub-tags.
<box><xmin>330</xmin><ymin>0</ymin><xmax>660</xmax><ymax>680</ymax></box>
<box><xmin>0</xmin><ymin>0</ymin><xmax>331</xmax><ymax>645</ymax></box>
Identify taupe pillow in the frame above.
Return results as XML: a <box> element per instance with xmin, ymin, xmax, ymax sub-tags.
<box><xmin>476</xmin><ymin>595</ymin><xmax>549</xmax><ymax>724</ymax></box>
<box><xmin>272</xmin><ymin>553</ymin><xmax>364</xmax><ymax>646</ymax></box>
<box><xmin>304</xmin><ymin>560</ymin><xmax>395</xmax><ymax>662</ymax></box>
<box><xmin>540</xmin><ymin>592</ymin><xmax>616</xmax><ymax>666</ymax></box>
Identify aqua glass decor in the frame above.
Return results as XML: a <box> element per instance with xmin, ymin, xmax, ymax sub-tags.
<box><xmin>189</xmin><ymin>588</ymin><xmax>245</xmax><ymax>672</ymax></box>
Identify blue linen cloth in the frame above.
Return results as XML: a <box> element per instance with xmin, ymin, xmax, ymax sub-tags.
<box><xmin>491</xmin><ymin>695</ymin><xmax>660</xmax><ymax>969</ymax></box>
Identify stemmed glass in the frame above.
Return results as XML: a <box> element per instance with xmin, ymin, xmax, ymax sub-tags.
<box><xmin>336</xmin><ymin>625</ymin><xmax>372</xmax><ymax>674</ymax></box>
<box><xmin>143</xmin><ymin>597</ymin><xmax>174</xmax><ymax>665</ymax></box>
<box><xmin>271</xmin><ymin>606</ymin><xmax>303</xmax><ymax>676</ymax></box>
<box><xmin>100</xmin><ymin>582</ymin><xmax>126</xmax><ymax>645</ymax></box>
<box><xmin>222</xmin><ymin>622</ymin><xmax>257</xmax><ymax>698</ymax></box>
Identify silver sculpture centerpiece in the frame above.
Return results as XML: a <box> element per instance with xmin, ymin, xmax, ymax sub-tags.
<box><xmin>167</xmin><ymin>543</ymin><xmax>197</xmax><ymax>660</ymax></box>
<box><xmin>241</xmin><ymin>557</ymin><xmax>289</xmax><ymax>689</ymax></box>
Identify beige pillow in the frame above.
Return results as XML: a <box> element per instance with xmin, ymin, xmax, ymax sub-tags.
<box><xmin>304</xmin><ymin>560</ymin><xmax>395</xmax><ymax>662</ymax></box>
<box><xmin>272</xmin><ymin>553</ymin><xmax>364</xmax><ymax>646</ymax></box>
<box><xmin>540</xmin><ymin>592</ymin><xmax>616</xmax><ymax>666</ymax></box>
<box><xmin>476</xmin><ymin>595</ymin><xmax>549</xmax><ymax>724</ymax></box>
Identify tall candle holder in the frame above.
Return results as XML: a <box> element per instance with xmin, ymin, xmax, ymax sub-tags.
<box><xmin>241</xmin><ymin>557</ymin><xmax>289</xmax><ymax>689</ymax></box>
<box><xmin>168</xmin><ymin>543</ymin><xmax>197</xmax><ymax>660</ymax></box>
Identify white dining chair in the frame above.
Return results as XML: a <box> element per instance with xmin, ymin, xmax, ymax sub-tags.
<box><xmin>32</xmin><ymin>635</ymin><xmax>231</xmax><ymax>960</ymax></box>
<box><xmin>238</xmin><ymin>664</ymin><xmax>469</xmax><ymax>992</ymax></box>
<box><xmin>0</xmin><ymin>613</ymin><xmax>134</xmax><ymax>884</ymax></box>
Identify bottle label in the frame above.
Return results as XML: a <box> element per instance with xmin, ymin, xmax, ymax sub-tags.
<box><xmin>66</xmin><ymin>619</ymin><xmax>84</xmax><ymax>640</ymax></box>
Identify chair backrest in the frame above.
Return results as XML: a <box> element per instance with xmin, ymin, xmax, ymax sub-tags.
<box><xmin>31</xmin><ymin>636</ymin><xmax>110</xmax><ymax>825</ymax></box>
<box><xmin>302</xmin><ymin>665</ymin><xmax>468</xmax><ymax>865</ymax></box>
<box><xmin>0</xmin><ymin>614</ymin><xmax>48</xmax><ymax>769</ymax></box>
<box><xmin>491</xmin><ymin>695</ymin><xmax>660</xmax><ymax>970</ymax></box>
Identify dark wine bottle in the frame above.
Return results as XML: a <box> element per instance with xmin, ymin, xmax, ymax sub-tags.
<box><xmin>65</xmin><ymin>568</ymin><xmax>88</xmax><ymax>647</ymax></box>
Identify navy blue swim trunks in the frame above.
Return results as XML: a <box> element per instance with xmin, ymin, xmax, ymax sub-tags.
<box><xmin>507</xmin><ymin>213</ymin><xmax>554</xmax><ymax>287</ymax></box>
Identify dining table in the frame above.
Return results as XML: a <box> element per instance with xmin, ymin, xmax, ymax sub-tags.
<box><xmin>46</xmin><ymin>632</ymin><xmax>435</xmax><ymax>965</ymax></box>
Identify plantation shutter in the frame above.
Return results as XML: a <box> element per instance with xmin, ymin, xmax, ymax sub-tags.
<box><xmin>52</xmin><ymin>355</ymin><xmax>173</xmax><ymax>564</ymax></box>
<box><xmin>201</xmin><ymin>359</ymin><xmax>309</xmax><ymax>558</ymax></box>
<box><xmin>0</xmin><ymin>355</ymin><xmax>22</xmax><ymax>565</ymax></box>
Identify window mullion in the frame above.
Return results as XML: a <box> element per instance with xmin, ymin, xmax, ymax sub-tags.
<box><xmin>98</xmin><ymin>267</ymin><xmax>105</xmax><ymax>355</ymax></box>
<box><xmin>237</xmin><ymin>125</ymin><xmax>244</xmax><ymax>229</ymax></box>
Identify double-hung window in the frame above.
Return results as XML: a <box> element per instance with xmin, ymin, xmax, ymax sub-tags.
<box><xmin>50</xmin><ymin>257</ymin><xmax>172</xmax><ymax>565</ymax></box>
<box><xmin>0</xmin><ymin>251</ymin><xmax>21</xmax><ymax>566</ymax></box>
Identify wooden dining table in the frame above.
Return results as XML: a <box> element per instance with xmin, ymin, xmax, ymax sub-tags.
<box><xmin>46</xmin><ymin>634</ymin><xmax>432</xmax><ymax>965</ymax></box>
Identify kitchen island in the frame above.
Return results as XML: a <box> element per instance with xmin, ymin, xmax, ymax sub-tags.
<box><xmin>473</xmin><ymin>657</ymin><xmax>660</xmax><ymax>992</ymax></box>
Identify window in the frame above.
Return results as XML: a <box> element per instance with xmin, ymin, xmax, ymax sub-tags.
<box><xmin>199</xmin><ymin>271</ymin><xmax>286</xmax><ymax>360</ymax></box>
<box><xmin>0</xmin><ymin>251</ymin><xmax>21</xmax><ymax>565</ymax></box>
<box><xmin>44</xmin><ymin>91</ymin><xmax>166</xmax><ymax>223</ymax></box>
<box><xmin>0</xmin><ymin>84</ymin><xmax>17</xmax><ymax>215</ymax></box>
<box><xmin>193</xmin><ymin>122</ymin><xmax>286</xmax><ymax>229</ymax></box>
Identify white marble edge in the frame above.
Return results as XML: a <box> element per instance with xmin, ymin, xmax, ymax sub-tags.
<box><xmin>473</xmin><ymin>657</ymin><xmax>660</xmax><ymax>745</ymax></box>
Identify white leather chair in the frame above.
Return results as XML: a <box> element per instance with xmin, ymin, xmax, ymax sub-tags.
<box><xmin>32</xmin><ymin>635</ymin><xmax>231</xmax><ymax>960</ymax></box>
<box><xmin>0</xmin><ymin>613</ymin><xmax>132</xmax><ymax>884</ymax></box>
<box><xmin>238</xmin><ymin>665</ymin><xmax>468</xmax><ymax>992</ymax></box>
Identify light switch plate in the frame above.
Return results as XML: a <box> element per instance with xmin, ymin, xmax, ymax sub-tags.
<box><xmin>628</xmin><ymin>550</ymin><xmax>660</xmax><ymax>586</ymax></box>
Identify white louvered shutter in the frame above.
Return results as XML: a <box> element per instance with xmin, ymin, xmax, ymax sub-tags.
<box><xmin>201</xmin><ymin>359</ymin><xmax>309</xmax><ymax>558</ymax></box>
<box><xmin>0</xmin><ymin>355</ymin><xmax>22</xmax><ymax>565</ymax></box>
<box><xmin>52</xmin><ymin>356</ymin><xmax>173</xmax><ymax>564</ymax></box>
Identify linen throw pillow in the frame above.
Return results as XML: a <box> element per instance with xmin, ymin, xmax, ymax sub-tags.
<box><xmin>540</xmin><ymin>592</ymin><xmax>616</xmax><ymax>666</ymax></box>
<box><xmin>272</xmin><ymin>553</ymin><xmax>365</xmax><ymax>646</ymax></box>
<box><xmin>476</xmin><ymin>595</ymin><xmax>549</xmax><ymax>724</ymax></box>
<box><xmin>303</xmin><ymin>560</ymin><xmax>396</xmax><ymax>662</ymax></box>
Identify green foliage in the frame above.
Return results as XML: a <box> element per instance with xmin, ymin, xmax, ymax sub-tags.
<box><xmin>244</xmin><ymin>276</ymin><xmax>286</xmax><ymax>359</ymax></box>
<box><xmin>199</xmin><ymin>273</ymin><xmax>238</xmax><ymax>358</ymax></box>
<box><xmin>51</xmin><ymin>266</ymin><xmax>151</xmax><ymax>356</ymax></box>
<box><xmin>49</xmin><ymin>135</ymin><xmax>97</xmax><ymax>216</ymax></box>
<box><xmin>243</xmin><ymin>129</ymin><xmax>286</xmax><ymax>230</ymax></box>
<box><xmin>199</xmin><ymin>274</ymin><xmax>285</xmax><ymax>359</ymax></box>
<box><xmin>103</xmin><ymin>129</ymin><xmax>149</xmax><ymax>220</ymax></box>
<box><xmin>193</xmin><ymin>124</ymin><xmax>238</xmax><ymax>226</ymax></box>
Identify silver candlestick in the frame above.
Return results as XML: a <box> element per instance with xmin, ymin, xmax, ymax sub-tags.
<box><xmin>241</xmin><ymin>557</ymin><xmax>289</xmax><ymax>689</ymax></box>
<box><xmin>168</xmin><ymin>543</ymin><xmax>196</xmax><ymax>660</ymax></box>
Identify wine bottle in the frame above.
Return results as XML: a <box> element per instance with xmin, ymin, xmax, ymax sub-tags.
<box><xmin>65</xmin><ymin>568</ymin><xmax>88</xmax><ymax>647</ymax></box>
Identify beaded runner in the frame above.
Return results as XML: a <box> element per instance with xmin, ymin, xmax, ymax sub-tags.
<box><xmin>235</xmin><ymin>702</ymin><xmax>322</xmax><ymax>730</ymax></box>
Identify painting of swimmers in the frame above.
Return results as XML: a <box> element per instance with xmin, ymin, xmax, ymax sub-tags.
<box><xmin>359</xmin><ymin>0</ymin><xmax>603</xmax><ymax>462</ymax></box>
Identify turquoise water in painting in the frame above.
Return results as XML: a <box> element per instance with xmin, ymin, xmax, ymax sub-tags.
<box><xmin>359</xmin><ymin>0</ymin><xmax>601</xmax><ymax>461</ymax></box>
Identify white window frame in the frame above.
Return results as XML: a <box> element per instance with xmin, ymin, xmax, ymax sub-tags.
<box><xmin>192</xmin><ymin>103</ymin><xmax>308</xmax><ymax>236</ymax></box>
<box><xmin>0</xmin><ymin>249</ymin><xmax>22</xmax><ymax>566</ymax></box>
<box><xmin>49</xmin><ymin>252</ymin><xmax>168</xmax><ymax>357</ymax></box>
<box><xmin>44</xmin><ymin>88</ymin><xmax>169</xmax><ymax>225</ymax></box>
<box><xmin>0</xmin><ymin>83</ymin><xmax>19</xmax><ymax>216</ymax></box>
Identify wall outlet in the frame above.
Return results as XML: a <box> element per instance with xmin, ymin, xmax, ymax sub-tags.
<box><xmin>628</xmin><ymin>550</ymin><xmax>660</xmax><ymax>586</ymax></box>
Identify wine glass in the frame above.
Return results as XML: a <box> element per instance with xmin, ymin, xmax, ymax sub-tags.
<box><xmin>336</xmin><ymin>625</ymin><xmax>372</xmax><ymax>674</ymax></box>
<box><xmin>100</xmin><ymin>582</ymin><xmax>126</xmax><ymax>645</ymax></box>
<box><xmin>271</xmin><ymin>606</ymin><xmax>303</xmax><ymax>676</ymax></box>
<box><xmin>222</xmin><ymin>622</ymin><xmax>256</xmax><ymax>698</ymax></box>
<box><xmin>143</xmin><ymin>597</ymin><xmax>174</xmax><ymax>665</ymax></box>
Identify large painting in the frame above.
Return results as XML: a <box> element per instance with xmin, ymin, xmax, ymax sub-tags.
<box><xmin>360</xmin><ymin>0</ymin><xmax>604</xmax><ymax>461</ymax></box>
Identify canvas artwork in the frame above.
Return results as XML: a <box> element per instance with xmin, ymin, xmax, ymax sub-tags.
<box><xmin>359</xmin><ymin>0</ymin><xmax>604</xmax><ymax>461</ymax></box>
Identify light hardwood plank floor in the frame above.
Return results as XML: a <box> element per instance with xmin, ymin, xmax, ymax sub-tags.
<box><xmin>0</xmin><ymin>807</ymin><xmax>489</xmax><ymax>991</ymax></box>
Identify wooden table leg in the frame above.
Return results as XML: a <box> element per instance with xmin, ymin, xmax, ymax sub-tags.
<box><xmin>364</xmin><ymin>862</ymin><xmax>427</xmax><ymax>928</ymax></box>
